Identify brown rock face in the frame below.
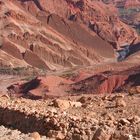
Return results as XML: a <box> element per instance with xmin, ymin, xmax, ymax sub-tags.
<box><xmin>40</xmin><ymin>0</ymin><xmax>136</xmax><ymax>43</ymax></box>
<box><xmin>0</xmin><ymin>0</ymin><xmax>137</xmax><ymax>70</ymax></box>
<box><xmin>7</xmin><ymin>65</ymin><xmax>140</xmax><ymax>96</ymax></box>
<box><xmin>1</xmin><ymin>40</ymin><xmax>23</xmax><ymax>60</ymax></box>
<box><xmin>104</xmin><ymin>0</ymin><xmax>140</xmax><ymax>8</ymax></box>
<box><xmin>72</xmin><ymin>65</ymin><xmax>140</xmax><ymax>94</ymax></box>
<box><xmin>7</xmin><ymin>75</ymin><xmax>73</xmax><ymax>98</ymax></box>
<box><xmin>7</xmin><ymin>77</ymin><xmax>41</xmax><ymax>95</ymax></box>
<box><xmin>24</xmin><ymin>50</ymin><xmax>49</xmax><ymax>69</ymax></box>
<box><xmin>113</xmin><ymin>0</ymin><xmax>140</xmax><ymax>8</ymax></box>
<box><xmin>103</xmin><ymin>0</ymin><xmax>140</xmax><ymax>38</ymax></box>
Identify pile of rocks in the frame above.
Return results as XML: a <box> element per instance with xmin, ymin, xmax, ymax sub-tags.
<box><xmin>0</xmin><ymin>93</ymin><xmax>139</xmax><ymax>140</ymax></box>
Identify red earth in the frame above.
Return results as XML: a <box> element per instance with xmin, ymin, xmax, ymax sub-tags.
<box><xmin>0</xmin><ymin>0</ymin><xmax>138</xmax><ymax>70</ymax></box>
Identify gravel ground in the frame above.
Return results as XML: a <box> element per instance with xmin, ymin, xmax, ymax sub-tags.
<box><xmin>0</xmin><ymin>125</ymin><xmax>53</xmax><ymax>140</ymax></box>
<box><xmin>0</xmin><ymin>125</ymin><xmax>50</xmax><ymax>140</ymax></box>
<box><xmin>0</xmin><ymin>125</ymin><xmax>30</xmax><ymax>140</ymax></box>
<box><xmin>0</xmin><ymin>93</ymin><xmax>139</xmax><ymax>140</ymax></box>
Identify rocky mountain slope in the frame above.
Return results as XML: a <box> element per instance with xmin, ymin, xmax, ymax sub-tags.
<box><xmin>104</xmin><ymin>0</ymin><xmax>140</xmax><ymax>8</ymax></box>
<box><xmin>0</xmin><ymin>1</ymin><xmax>140</xmax><ymax>139</ymax></box>
<box><xmin>0</xmin><ymin>0</ymin><xmax>137</xmax><ymax>70</ymax></box>
<box><xmin>103</xmin><ymin>0</ymin><xmax>140</xmax><ymax>35</ymax></box>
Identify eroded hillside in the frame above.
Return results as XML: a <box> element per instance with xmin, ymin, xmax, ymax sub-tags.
<box><xmin>0</xmin><ymin>0</ymin><xmax>137</xmax><ymax>70</ymax></box>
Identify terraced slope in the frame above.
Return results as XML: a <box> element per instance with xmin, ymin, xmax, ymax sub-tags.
<box><xmin>0</xmin><ymin>0</ymin><xmax>137</xmax><ymax>70</ymax></box>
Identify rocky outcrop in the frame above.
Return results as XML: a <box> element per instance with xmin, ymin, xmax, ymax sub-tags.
<box><xmin>36</xmin><ymin>0</ymin><xmax>137</xmax><ymax>47</ymax></box>
<box><xmin>72</xmin><ymin>65</ymin><xmax>140</xmax><ymax>94</ymax></box>
<box><xmin>7</xmin><ymin>75</ymin><xmax>73</xmax><ymax>98</ymax></box>
<box><xmin>104</xmin><ymin>0</ymin><xmax>140</xmax><ymax>37</ymax></box>
<box><xmin>46</xmin><ymin>13</ymin><xmax>115</xmax><ymax>58</ymax></box>
<box><xmin>7</xmin><ymin>65</ymin><xmax>140</xmax><ymax>96</ymax></box>
<box><xmin>7</xmin><ymin>77</ymin><xmax>41</xmax><ymax>94</ymax></box>
<box><xmin>104</xmin><ymin>0</ymin><xmax>140</xmax><ymax>8</ymax></box>
<box><xmin>23</xmin><ymin>50</ymin><xmax>49</xmax><ymax>69</ymax></box>
<box><xmin>1</xmin><ymin>40</ymin><xmax>23</xmax><ymax>60</ymax></box>
<box><xmin>0</xmin><ymin>0</ymin><xmax>137</xmax><ymax>70</ymax></box>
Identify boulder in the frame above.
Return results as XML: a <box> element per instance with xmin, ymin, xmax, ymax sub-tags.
<box><xmin>53</xmin><ymin>99</ymin><xmax>82</xmax><ymax>109</ymax></box>
<box><xmin>128</xmin><ymin>115</ymin><xmax>140</xmax><ymax>124</ymax></box>
<box><xmin>115</xmin><ymin>99</ymin><xmax>126</xmax><ymax>108</ymax></box>
<box><xmin>53</xmin><ymin>99</ymin><xmax>70</xmax><ymax>110</ymax></box>
<box><xmin>92</xmin><ymin>126</ymin><xmax>114</xmax><ymax>140</ymax></box>
<box><xmin>30</xmin><ymin>132</ymin><xmax>41</xmax><ymax>140</ymax></box>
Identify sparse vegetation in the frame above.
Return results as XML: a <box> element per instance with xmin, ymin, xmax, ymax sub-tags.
<box><xmin>59</xmin><ymin>69</ymin><xmax>78</xmax><ymax>80</ymax></box>
<box><xmin>0</xmin><ymin>66</ymin><xmax>47</xmax><ymax>76</ymax></box>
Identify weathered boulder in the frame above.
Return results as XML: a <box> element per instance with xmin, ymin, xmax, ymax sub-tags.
<box><xmin>92</xmin><ymin>126</ymin><xmax>114</xmax><ymax>140</ymax></box>
<box><xmin>115</xmin><ymin>98</ymin><xmax>126</xmax><ymax>108</ymax></box>
<box><xmin>30</xmin><ymin>132</ymin><xmax>41</xmax><ymax>140</ymax></box>
<box><xmin>53</xmin><ymin>99</ymin><xmax>82</xmax><ymax>109</ymax></box>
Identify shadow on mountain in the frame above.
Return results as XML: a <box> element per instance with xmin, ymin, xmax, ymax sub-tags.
<box><xmin>127</xmin><ymin>42</ymin><xmax>140</xmax><ymax>57</ymax></box>
<box><xmin>117</xmin><ymin>41</ymin><xmax>140</xmax><ymax>61</ymax></box>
